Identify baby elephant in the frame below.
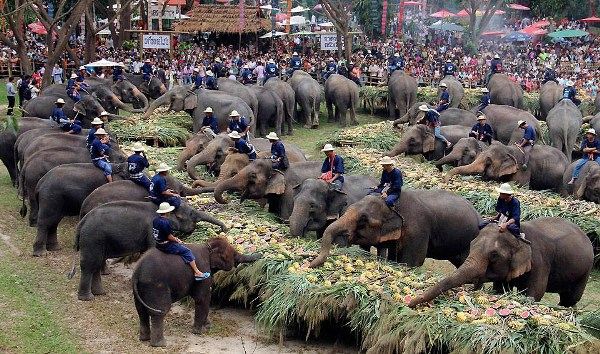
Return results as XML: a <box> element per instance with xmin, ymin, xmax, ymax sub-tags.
<box><xmin>132</xmin><ymin>237</ymin><xmax>260</xmax><ymax>347</ymax></box>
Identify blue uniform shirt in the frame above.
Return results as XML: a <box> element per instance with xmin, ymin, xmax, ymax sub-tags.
<box><xmin>326</xmin><ymin>62</ymin><xmax>337</xmax><ymax>73</ymax></box>
<box><xmin>194</xmin><ymin>75</ymin><xmax>203</xmax><ymax>89</ymax></box>
<box><xmin>440</xmin><ymin>90</ymin><xmax>450</xmax><ymax>103</ymax></box>
<box><xmin>480</xmin><ymin>93</ymin><xmax>491</xmax><ymax>108</ymax></box>
<box><xmin>321</xmin><ymin>155</ymin><xmax>345</xmax><ymax>183</ymax></box>
<box><xmin>241</xmin><ymin>69</ymin><xmax>253</xmax><ymax>84</ymax></box>
<box><xmin>142</xmin><ymin>63</ymin><xmax>153</xmax><ymax>75</ymax></box>
<box><xmin>205</xmin><ymin>76</ymin><xmax>218</xmax><ymax>90</ymax></box>
<box><xmin>66</xmin><ymin>78</ymin><xmax>76</xmax><ymax>92</ymax></box>
<box><xmin>90</xmin><ymin>138</ymin><xmax>110</xmax><ymax>160</ymax></box>
<box><xmin>265</xmin><ymin>63</ymin><xmax>278</xmax><ymax>77</ymax></box>
<box><xmin>490</xmin><ymin>59</ymin><xmax>502</xmax><ymax>73</ymax></box>
<box><xmin>523</xmin><ymin>125</ymin><xmax>536</xmax><ymax>142</ymax></box>
<box><xmin>471</xmin><ymin>123</ymin><xmax>493</xmax><ymax>139</ymax></box>
<box><xmin>51</xmin><ymin>107</ymin><xmax>67</xmax><ymax>124</ymax></box>
<box><xmin>228</xmin><ymin>118</ymin><xmax>248</xmax><ymax>135</ymax></box>
<box><xmin>113</xmin><ymin>67</ymin><xmax>123</xmax><ymax>81</ymax></box>
<box><xmin>563</xmin><ymin>87</ymin><xmax>576</xmax><ymax>100</ymax></box>
<box><xmin>376</xmin><ymin>168</ymin><xmax>403</xmax><ymax>195</ymax></box>
<box><xmin>290</xmin><ymin>56</ymin><xmax>301</xmax><ymax>69</ymax></box>
<box><xmin>152</xmin><ymin>216</ymin><xmax>172</xmax><ymax>244</ymax></box>
<box><xmin>496</xmin><ymin>197</ymin><xmax>521</xmax><ymax>228</ymax></box>
<box><xmin>271</xmin><ymin>141</ymin><xmax>286</xmax><ymax>159</ymax></box>
<box><xmin>212</xmin><ymin>63</ymin><xmax>223</xmax><ymax>77</ymax></box>
<box><xmin>149</xmin><ymin>174</ymin><xmax>168</xmax><ymax>198</ymax></box>
<box><xmin>87</xmin><ymin>127</ymin><xmax>98</xmax><ymax>148</ymax></box>
<box><xmin>581</xmin><ymin>139</ymin><xmax>600</xmax><ymax>160</ymax></box>
<box><xmin>127</xmin><ymin>153</ymin><xmax>149</xmax><ymax>175</ymax></box>
<box><xmin>443</xmin><ymin>62</ymin><xmax>455</xmax><ymax>76</ymax></box>
<box><xmin>544</xmin><ymin>69</ymin><xmax>556</xmax><ymax>82</ymax></box>
<box><xmin>201</xmin><ymin>114</ymin><xmax>219</xmax><ymax>134</ymax></box>
<box><xmin>76</xmin><ymin>72</ymin><xmax>86</xmax><ymax>82</ymax></box>
<box><xmin>425</xmin><ymin>110</ymin><xmax>440</xmax><ymax>125</ymax></box>
<box><xmin>234</xmin><ymin>138</ymin><xmax>257</xmax><ymax>160</ymax></box>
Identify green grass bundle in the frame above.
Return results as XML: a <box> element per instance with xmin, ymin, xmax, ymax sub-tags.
<box><xmin>111</xmin><ymin>109</ymin><xmax>192</xmax><ymax>147</ymax></box>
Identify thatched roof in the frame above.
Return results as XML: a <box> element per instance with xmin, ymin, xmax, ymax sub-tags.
<box><xmin>174</xmin><ymin>5</ymin><xmax>271</xmax><ymax>34</ymax></box>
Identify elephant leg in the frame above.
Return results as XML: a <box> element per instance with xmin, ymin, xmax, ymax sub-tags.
<box><xmin>78</xmin><ymin>271</ymin><xmax>95</xmax><ymax>301</ymax></box>
<box><xmin>286</xmin><ymin>110</ymin><xmax>293</xmax><ymax>135</ymax></box>
<box><xmin>558</xmin><ymin>277</ymin><xmax>587</xmax><ymax>307</ymax></box>
<box><xmin>150</xmin><ymin>315</ymin><xmax>167</xmax><ymax>347</ymax></box>
<box><xmin>46</xmin><ymin>224</ymin><xmax>61</xmax><ymax>251</ymax></box>
<box><xmin>396</xmin><ymin>233</ymin><xmax>428</xmax><ymax>267</ymax></box>
<box><xmin>101</xmin><ymin>260</ymin><xmax>111</xmax><ymax>275</ymax></box>
<box><xmin>388</xmin><ymin>94</ymin><xmax>396</xmax><ymax>120</ymax></box>
<box><xmin>275</xmin><ymin>115</ymin><xmax>283</xmax><ymax>137</ymax></box>
<box><xmin>326</xmin><ymin>100</ymin><xmax>334</xmax><ymax>122</ymax></box>
<box><xmin>91</xmin><ymin>270</ymin><xmax>106</xmax><ymax>296</ymax></box>
<box><xmin>312</xmin><ymin>104</ymin><xmax>320</xmax><ymax>127</ymax></box>
<box><xmin>135</xmin><ymin>297</ymin><xmax>151</xmax><ymax>341</ymax></box>
<box><xmin>493</xmin><ymin>281</ymin><xmax>509</xmax><ymax>294</ymax></box>
<box><xmin>191</xmin><ymin>283</ymin><xmax>211</xmax><ymax>334</ymax></box>
<box><xmin>359</xmin><ymin>245</ymin><xmax>370</xmax><ymax>252</ymax></box>
<box><xmin>349</xmin><ymin>107</ymin><xmax>358</xmax><ymax>125</ymax></box>
<box><xmin>376</xmin><ymin>246</ymin><xmax>388</xmax><ymax>260</ymax></box>
<box><xmin>525</xmin><ymin>271</ymin><xmax>549</xmax><ymax>302</ymax></box>
<box><xmin>32</xmin><ymin>225</ymin><xmax>49</xmax><ymax>257</ymax></box>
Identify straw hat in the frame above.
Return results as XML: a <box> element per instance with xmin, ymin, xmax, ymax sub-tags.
<box><xmin>496</xmin><ymin>183</ymin><xmax>514</xmax><ymax>195</ymax></box>
<box><xmin>394</xmin><ymin>52</ymin><xmax>400</xmax><ymax>57</ymax></box>
<box><xmin>439</xmin><ymin>82</ymin><xmax>447</xmax><ymax>88</ymax></box>
<box><xmin>229</xmin><ymin>110</ymin><xmax>240</xmax><ymax>117</ymax></box>
<box><xmin>145</xmin><ymin>59</ymin><xmax>150</xmax><ymax>63</ymax></box>
<box><xmin>79</xmin><ymin>66</ymin><xmax>86</xmax><ymax>70</ymax></box>
<box><xmin>91</xmin><ymin>117</ymin><xmax>104</xmax><ymax>125</ymax></box>
<box><xmin>55</xmin><ymin>98</ymin><xmax>65</xmax><ymax>104</ymax></box>
<box><xmin>243</xmin><ymin>65</ymin><xmax>249</xmax><ymax>69</ymax></box>
<box><xmin>481</xmin><ymin>87</ymin><xmax>489</xmax><ymax>93</ymax></box>
<box><xmin>321</xmin><ymin>144</ymin><xmax>335</xmax><ymax>152</ymax></box>
<box><xmin>70</xmin><ymin>73</ymin><xmax>78</xmax><ymax>79</ymax></box>
<box><xmin>215</xmin><ymin>57</ymin><xmax>222</xmax><ymax>63</ymax></box>
<box><xmin>266</xmin><ymin>132</ymin><xmax>279</xmax><ymax>140</ymax></box>
<box><xmin>94</xmin><ymin>128</ymin><xmax>107</xmax><ymax>135</ymax></box>
<box><xmin>206</xmin><ymin>70</ymin><xmax>214</xmax><ymax>76</ymax></box>
<box><xmin>293</xmin><ymin>52</ymin><xmax>298</xmax><ymax>56</ymax></box>
<box><xmin>228</xmin><ymin>131</ymin><xmax>241</xmax><ymax>139</ymax></box>
<box><xmin>156</xmin><ymin>202</ymin><xmax>175</xmax><ymax>214</ymax></box>
<box><xmin>477</xmin><ymin>115</ymin><xmax>487</xmax><ymax>121</ymax></box>
<box><xmin>156</xmin><ymin>163</ymin><xmax>171</xmax><ymax>172</ymax></box>
<box><xmin>379</xmin><ymin>156</ymin><xmax>395</xmax><ymax>165</ymax></box>
<box><xmin>132</xmin><ymin>142</ymin><xmax>145</xmax><ymax>152</ymax></box>
<box><xmin>193</xmin><ymin>68</ymin><xmax>199</xmax><ymax>72</ymax></box>
<box><xmin>268</xmin><ymin>59</ymin><xmax>275</xmax><ymax>64</ymax></box>
<box><xmin>118</xmin><ymin>62</ymin><xmax>124</xmax><ymax>67</ymax></box>
<box><xmin>566</xmin><ymin>80</ymin><xmax>574</xmax><ymax>86</ymax></box>
<box><xmin>586</xmin><ymin>128</ymin><xmax>596</xmax><ymax>136</ymax></box>
<box><xmin>517</xmin><ymin>120</ymin><xmax>527</xmax><ymax>127</ymax></box>
<box><xmin>99</xmin><ymin>111</ymin><xmax>109</xmax><ymax>117</ymax></box>
<box><xmin>418</xmin><ymin>104</ymin><xmax>429</xmax><ymax>112</ymax></box>
<box><xmin>494</xmin><ymin>54</ymin><xmax>500</xmax><ymax>59</ymax></box>
<box><xmin>204</xmin><ymin>107</ymin><xmax>213</xmax><ymax>113</ymax></box>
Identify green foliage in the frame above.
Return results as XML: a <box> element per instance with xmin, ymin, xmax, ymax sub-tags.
<box><xmin>531</xmin><ymin>0</ymin><xmax>592</xmax><ymax>19</ymax></box>
<box><xmin>110</xmin><ymin>111</ymin><xmax>192</xmax><ymax>147</ymax></box>
<box><xmin>122</xmin><ymin>40</ymin><xmax>137</xmax><ymax>51</ymax></box>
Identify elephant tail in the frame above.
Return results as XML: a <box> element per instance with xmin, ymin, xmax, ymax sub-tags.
<box><xmin>67</xmin><ymin>220</ymin><xmax>85</xmax><ymax>279</ymax></box>
<box><xmin>67</xmin><ymin>251</ymin><xmax>79</xmax><ymax>279</ymax></box>
<box><xmin>133</xmin><ymin>277</ymin><xmax>165</xmax><ymax>315</ymax></box>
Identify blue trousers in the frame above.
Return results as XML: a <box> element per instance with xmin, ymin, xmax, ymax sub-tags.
<box><xmin>434</xmin><ymin>126</ymin><xmax>449</xmax><ymax>143</ymax></box>
<box><xmin>479</xmin><ymin>220</ymin><xmax>520</xmax><ymax>237</ymax></box>
<box><xmin>573</xmin><ymin>157</ymin><xmax>600</xmax><ymax>179</ymax></box>
<box><xmin>131</xmin><ymin>175</ymin><xmax>151</xmax><ymax>190</ymax></box>
<box><xmin>436</xmin><ymin>103</ymin><xmax>449</xmax><ymax>112</ymax></box>
<box><xmin>157</xmin><ymin>242</ymin><xmax>195</xmax><ymax>263</ymax></box>
<box><xmin>150</xmin><ymin>195</ymin><xmax>182</xmax><ymax>209</ymax></box>
<box><xmin>384</xmin><ymin>193</ymin><xmax>399</xmax><ymax>207</ymax></box>
<box><xmin>93</xmin><ymin>159</ymin><xmax>112</xmax><ymax>176</ymax></box>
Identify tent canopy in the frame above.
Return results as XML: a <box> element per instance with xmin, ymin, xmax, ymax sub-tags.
<box><xmin>430</xmin><ymin>10</ymin><xmax>455</xmax><ymax>18</ymax></box>
<box><xmin>259</xmin><ymin>31</ymin><xmax>287</xmax><ymax>39</ymax></box>
<box><xmin>548</xmin><ymin>29</ymin><xmax>590</xmax><ymax>38</ymax></box>
<box><xmin>429</xmin><ymin>22</ymin><xmax>464</xmax><ymax>32</ymax></box>
<box><xmin>507</xmin><ymin>4</ymin><xmax>530</xmax><ymax>10</ymax></box>
<box><xmin>503</xmin><ymin>31</ymin><xmax>531</xmax><ymax>42</ymax></box>
<box><xmin>84</xmin><ymin>59</ymin><xmax>123</xmax><ymax>67</ymax></box>
<box><xmin>579</xmin><ymin>16</ymin><xmax>600</xmax><ymax>23</ymax></box>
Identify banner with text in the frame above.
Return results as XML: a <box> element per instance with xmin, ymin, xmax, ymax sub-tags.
<box><xmin>149</xmin><ymin>5</ymin><xmax>181</xmax><ymax>20</ymax></box>
<box><xmin>320</xmin><ymin>34</ymin><xmax>337</xmax><ymax>51</ymax></box>
<box><xmin>142</xmin><ymin>34</ymin><xmax>171</xmax><ymax>49</ymax></box>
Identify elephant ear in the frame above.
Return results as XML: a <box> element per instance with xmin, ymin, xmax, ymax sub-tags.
<box><xmin>325</xmin><ymin>188</ymin><xmax>348</xmax><ymax>220</ymax></box>
<box><xmin>508</xmin><ymin>241</ymin><xmax>532</xmax><ymax>281</ymax></box>
<box><xmin>377</xmin><ymin>228</ymin><xmax>404</xmax><ymax>243</ymax></box>
<box><xmin>265</xmin><ymin>172</ymin><xmax>286</xmax><ymax>195</ymax></box>
<box><xmin>184</xmin><ymin>93</ymin><xmax>197</xmax><ymax>110</ymax></box>
<box><xmin>422</xmin><ymin>128</ymin><xmax>436</xmax><ymax>153</ymax></box>
<box><xmin>497</xmin><ymin>153</ymin><xmax>519</xmax><ymax>177</ymax></box>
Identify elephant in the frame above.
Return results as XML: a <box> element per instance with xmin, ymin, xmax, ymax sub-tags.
<box><xmin>324</xmin><ymin>74</ymin><xmax>359</xmax><ymax>127</ymax></box>
<box><xmin>439</xmin><ymin>75</ymin><xmax>464</xmax><ymax>108</ymax></box>
<box><xmin>434</xmin><ymin>137</ymin><xmax>488</xmax><ymax>168</ymax></box>
<box><xmin>388</xmin><ymin>71</ymin><xmax>418</xmax><ymax>119</ymax></box>
<box><xmin>409</xmin><ymin>218</ymin><xmax>593</xmax><ymax>308</ymax></box>
<box><xmin>595</xmin><ymin>93</ymin><xmax>600</xmax><ymax>114</ymax></box>
<box><xmin>539</xmin><ymin>81</ymin><xmax>563</xmax><ymax>120</ymax></box>
<box><xmin>31</xmin><ymin>162</ymin><xmax>130</xmax><ymax>256</ymax></box>
<box><xmin>143</xmin><ymin>86</ymin><xmax>255</xmax><ymax>134</ymax></box>
<box><xmin>309</xmin><ymin>191</ymin><xmax>482</xmax><ymax>268</ymax></box>
<box><xmin>480</xmin><ymin>104</ymin><xmax>541</xmax><ymax>145</ymax></box>
<box><xmin>445</xmin><ymin>142</ymin><xmax>569</xmax><ymax>191</ymax></box>
<box><xmin>175</xmin><ymin>133</ymin><xmax>214</xmax><ymax>171</ymax></box>
<box><xmin>80</xmin><ymin>177</ymin><xmax>213</xmax><ymax>218</ymax></box>
<box><xmin>248</xmin><ymin>86</ymin><xmax>284</xmax><ymax>137</ymax></box>
<box><xmin>288</xmin><ymin>176</ymin><xmax>378</xmax><ymax>238</ymax></box>
<box><xmin>214</xmin><ymin>160</ymin><xmax>322</xmax><ymax>220</ymax></box>
<box><xmin>125</xmin><ymin>74</ymin><xmax>168</xmax><ymax>100</ymax></box>
<box><xmin>289</xmin><ymin>71</ymin><xmax>322</xmax><ymax>128</ymax></box>
<box><xmin>264</xmin><ymin>78</ymin><xmax>295</xmax><ymax>135</ymax></box>
<box><xmin>288</xmin><ymin>69</ymin><xmax>312</xmax><ymax>91</ymax></box>
<box><xmin>393</xmin><ymin>102</ymin><xmax>476</xmax><ymax>127</ymax></box>
<box><xmin>562</xmin><ymin>161</ymin><xmax>600</xmax><ymax>203</ymax></box>
<box><xmin>546</xmin><ymin>99</ymin><xmax>582</xmax><ymax>162</ymax></box>
<box><xmin>71</xmin><ymin>201</ymin><xmax>226</xmax><ymax>301</ymax></box>
<box><xmin>386</xmin><ymin>124</ymin><xmax>471</xmax><ymax>162</ymax></box>
<box><xmin>217</xmin><ymin>78</ymin><xmax>259</xmax><ymax>117</ymax></box>
<box><xmin>589</xmin><ymin>113</ymin><xmax>600</xmax><ymax>132</ymax></box>
<box><xmin>132</xmin><ymin>237</ymin><xmax>260</xmax><ymax>347</ymax></box>
<box><xmin>487</xmin><ymin>73</ymin><xmax>524</xmax><ymax>108</ymax></box>
<box><xmin>22</xmin><ymin>95</ymin><xmax>118</xmax><ymax>128</ymax></box>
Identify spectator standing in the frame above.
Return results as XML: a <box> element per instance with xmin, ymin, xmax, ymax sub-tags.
<box><xmin>6</xmin><ymin>77</ymin><xmax>16</xmax><ymax>116</ymax></box>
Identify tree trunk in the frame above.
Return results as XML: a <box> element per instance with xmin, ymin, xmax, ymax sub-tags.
<box><xmin>344</xmin><ymin>32</ymin><xmax>352</xmax><ymax>64</ymax></box>
<box><xmin>336</xmin><ymin>32</ymin><xmax>342</xmax><ymax>59</ymax></box>
<box><xmin>119</xmin><ymin>2</ymin><xmax>132</xmax><ymax>44</ymax></box>
<box><xmin>84</xmin><ymin>9</ymin><xmax>96</xmax><ymax>63</ymax></box>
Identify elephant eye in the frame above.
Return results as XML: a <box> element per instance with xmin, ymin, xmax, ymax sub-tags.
<box><xmin>489</xmin><ymin>250</ymin><xmax>500</xmax><ymax>261</ymax></box>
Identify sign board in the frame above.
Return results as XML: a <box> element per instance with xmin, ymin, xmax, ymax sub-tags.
<box><xmin>320</xmin><ymin>34</ymin><xmax>337</xmax><ymax>51</ymax></box>
<box><xmin>149</xmin><ymin>5</ymin><xmax>181</xmax><ymax>20</ymax></box>
<box><xmin>142</xmin><ymin>34</ymin><xmax>171</xmax><ymax>49</ymax></box>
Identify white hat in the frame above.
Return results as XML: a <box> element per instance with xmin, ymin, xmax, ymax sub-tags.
<box><xmin>215</xmin><ymin>58</ymin><xmax>221</xmax><ymax>63</ymax></box>
<box><xmin>243</xmin><ymin>65</ymin><xmax>249</xmax><ymax>69</ymax></box>
<box><xmin>94</xmin><ymin>128</ymin><xmax>107</xmax><ymax>135</ymax></box>
<box><xmin>268</xmin><ymin>59</ymin><xmax>275</xmax><ymax>64</ymax></box>
<box><xmin>55</xmin><ymin>98</ymin><xmax>65</xmax><ymax>104</ymax></box>
<box><xmin>567</xmin><ymin>80</ymin><xmax>574</xmax><ymax>86</ymax></box>
<box><xmin>266</xmin><ymin>132</ymin><xmax>279</xmax><ymax>140</ymax></box>
<box><xmin>379</xmin><ymin>156</ymin><xmax>395</xmax><ymax>165</ymax></box>
<box><xmin>477</xmin><ymin>115</ymin><xmax>487</xmax><ymax>121</ymax></box>
<box><xmin>293</xmin><ymin>52</ymin><xmax>298</xmax><ymax>56</ymax></box>
<box><xmin>79</xmin><ymin>66</ymin><xmax>86</xmax><ymax>70</ymax></box>
<box><xmin>496</xmin><ymin>183</ymin><xmax>514</xmax><ymax>195</ymax></box>
<box><xmin>446</xmin><ymin>59</ymin><xmax>452</xmax><ymax>62</ymax></box>
<box><xmin>494</xmin><ymin>54</ymin><xmax>500</xmax><ymax>59</ymax></box>
<box><xmin>321</xmin><ymin>144</ymin><xmax>335</xmax><ymax>152</ymax></box>
<box><xmin>193</xmin><ymin>68</ymin><xmax>199</xmax><ymax>72</ymax></box>
<box><xmin>418</xmin><ymin>104</ymin><xmax>429</xmax><ymax>112</ymax></box>
<box><xmin>228</xmin><ymin>131</ymin><xmax>241</xmax><ymax>139</ymax></box>
<box><xmin>517</xmin><ymin>120</ymin><xmax>527</xmax><ymax>127</ymax></box>
<box><xmin>118</xmin><ymin>62</ymin><xmax>124</xmax><ymax>67</ymax></box>
<box><xmin>70</xmin><ymin>73</ymin><xmax>78</xmax><ymax>79</ymax></box>
<box><xmin>145</xmin><ymin>59</ymin><xmax>150</xmax><ymax>63</ymax></box>
<box><xmin>439</xmin><ymin>82</ymin><xmax>447</xmax><ymax>88</ymax></box>
<box><xmin>328</xmin><ymin>57</ymin><xmax>334</xmax><ymax>61</ymax></box>
<box><xmin>586</xmin><ymin>128</ymin><xmax>596</xmax><ymax>135</ymax></box>
<box><xmin>156</xmin><ymin>202</ymin><xmax>175</xmax><ymax>214</ymax></box>
<box><xmin>155</xmin><ymin>163</ymin><xmax>171</xmax><ymax>172</ymax></box>
<box><xmin>545</xmin><ymin>63</ymin><xmax>551</xmax><ymax>69</ymax></box>
<box><xmin>99</xmin><ymin>111</ymin><xmax>109</xmax><ymax>117</ymax></box>
<box><xmin>91</xmin><ymin>117</ymin><xmax>104</xmax><ymax>125</ymax></box>
<box><xmin>206</xmin><ymin>70</ymin><xmax>214</xmax><ymax>76</ymax></box>
<box><xmin>481</xmin><ymin>87</ymin><xmax>489</xmax><ymax>93</ymax></box>
<box><xmin>132</xmin><ymin>142</ymin><xmax>145</xmax><ymax>152</ymax></box>
<box><xmin>204</xmin><ymin>107</ymin><xmax>213</xmax><ymax>113</ymax></box>
<box><xmin>394</xmin><ymin>52</ymin><xmax>400</xmax><ymax>57</ymax></box>
<box><xmin>229</xmin><ymin>110</ymin><xmax>240</xmax><ymax>117</ymax></box>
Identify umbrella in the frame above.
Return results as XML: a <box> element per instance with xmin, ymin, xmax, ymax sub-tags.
<box><xmin>429</xmin><ymin>22</ymin><xmax>464</xmax><ymax>32</ymax></box>
<box><xmin>579</xmin><ymin>16</ymin><xmax>600</xmax><ymax>23</ymax></box>
<box><xmin>503</xmin><ymin>31</ymin><xmax>532</xmax><ymax>42</ymax></box>
<box><xmin>430</xmin><ymin>10</ymin><xmax>455</xmax><ymax>18</ymax></box>
<box><xmin>530</xmin><ymin>20</ymin><xmax>550</xmax><ymax>28</ymax></box>
<box><xmin>402</xmin><ymin>1</ymin><xmax>422</xmax><ymax>5</ymax></box>
<box><xmin>482</xmin><ymin>31</ymin><xmax>505</xmax><ymax>36</ymax></box>
<box><xmin>507</xmin><ymin>4</ymin><xmax>530</xmax><ymax>11</ymax></box>
<box><xmin>291</xmin><ymin>31</ymin><xmax>318</xmax><ymax>36</ymax></box>
<box><xmin>259</xmin><ymin>31</ymin><xmax>287</xmax><ymax>39</ymax></box>
<box><xmin>520</xmin><ymin>26</ymin><xmax>547</xmax><ymax>35</ymax></box>
<box><xmin>259</xmin><ymin>5</ymin><xmax>279</xmax><ymax>11</ymax></box>
<box><xmin>290</xmin><ymin>6</ymin><xmax>308</xmax><ymax>13</ymax></box>
<box><xmin>97</xmin><ymin>28</ymin><xmax>112</xmax><ymax>35</ymax></box>
<box><xmin>547</xmin><ymin>29</ymin><xmax>590</xmax><ymax>38</ymax></box>
<box><xmin>313</xmin><ymin>4</ymin><xmax>322</xmax><ymax>11</ymax></box>
<box><xmin>84</xmin><ymin>59</ymin><xmax>123</xmax><ymax>68</ymax></box>
<box><xmin>318</xmin><ymin>21</ymin><xmax>334</xmax><ymax>27</ymax></box>
<box><xmin>456</xmin><ymin>9</ymin><xmax>470</xmax><ymax>18</ymax></box>
<box><xmin>475</xmin><ymin>9</ymin><xmax>506</xmax><ymax>16</ymax></box>
<box><xmin>28</xmin><ymin>21</ymin><xmax>47</xmax><ymax>35</ymax></box>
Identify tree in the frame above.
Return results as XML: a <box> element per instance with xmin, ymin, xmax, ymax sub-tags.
<box><xmin>320</xmin><ymin>0</ymin><xmax>353</xmax><ymax>63</ymax></box>
<box><xmin>82</xmin><ymin>0</ymin><xmax>134</xmax><ymax>63</ymax></box>
<box><xmin>0</xmin><ymin>0</ymin><xmax>34</xmax><ymax>75</ymax></box>
<box><xmin>462</xmin><ymin>0</ymin><xmax>506</xmax><ymax>53</ymax></box>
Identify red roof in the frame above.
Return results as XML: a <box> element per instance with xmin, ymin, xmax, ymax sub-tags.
<box><xmin>167</xmin><ymin>0</ymin><xmax>186</xmax><ymax>5</ymax></box>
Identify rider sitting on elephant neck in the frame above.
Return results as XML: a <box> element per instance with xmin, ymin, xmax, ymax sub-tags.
<box><xmin>373</xmin><ymin>157</ymin><xmax>403</xmax><ymax>207</ymax></box>
<box><xmin>229</xmin><ymin>131</ymin><xmax>257</xmax><ymax>161</ymax></box>
<box><xmin>149</xmin><ymin>163</ymin><xmax>181</xmax><ymax>209</ymax></box>
<box><xmin>63</xmin><ymin>118</ymin><xmax>82</xmax><ymax>135</ymax></box>
<box><xmin>128</xmin><ymin>143</ymin><xmax>151</xmax><ymax>190</ymax></box>
<box><xmin>470</xmin><ymin>115</ymin><xmax>493</xmax><ymax>145</ymax></box>
<box><xmin>418</xmin><ymin>105</ymin><xmax>452</xmax><ymax>148</ymax></box>
<box><xmin>152</xmin><ymin>202</ymin><xmax>210</xmax><ymax>281</ymax></box>
<box><xmin>320</xmin><ymin>144</ymin><xmax>345</xmax><ymax>190</ymax></box>
<box><xmin>443</xmin><ymin>60</ymin><xmax>455</xmax><ymax>77</ymax></box>
<box><xmin>516</xmin><ymin>120</ymin><xmax>536</xmax><ymax>170</ymax></box>
<box><xmin>437</xmin><ymin>84</ymin><xmax>450</xmax><ymax>112</ymax></box>
<box><xmin>268</xmin><ymin>132</ymin><xmax>288</xmax><ymax>171</ymax></box>
<box><xmin>568</xmin><ymin>128</ymin><xmax>600</xmax><ymax>184</ymax></box>
<box><xmin>89</xmin><ymin>128</ymin><xmax>113</xmax><ymax>183</ymax></box>
<box><xmin>476</xmin><ymin>88</ymin><xmax>491</xmax><ymax>112</ymax></box>
<box><xmin>479</xmin><ymin>183</ymin><xmax>528</xmax><ymax>243</ymax></box>
<box><xmin>227</xmin><ymin>110</ymin><xmax>249</xmax><ymax>140</ymax></box>
<box><xmin>201</xmin><ymin>107</ymin><xmax>219</xmax><ymax>136</ymax></box>
<box><xmin>562</xmin><ymin>81</ymin><xmax>581</xmax><ymax>106</ymax></box>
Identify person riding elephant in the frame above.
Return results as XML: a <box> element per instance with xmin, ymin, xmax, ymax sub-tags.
<box><xmin>567</xmin><ymin>128</ymin><xmax>600</xmax><ymax>185</ymax></box>
<box><xmin>436</xmin><ymin>83</ymin><xmax>450</xmax><ymax>112</ymax></box>
<box><xmin>387</xmin><ymin>71</ymin><xmax>417</xmax><ymax>120</ymax></box>
<box><xmin>127</xmin><ymin>142</ymin><xmax>151</xmax><ymax>189</ymax></box>
<box><xmin>22</xmin><ymin>94</ymin><xmax>119</xmax><ymax>128</ymax></box>
<box><xmin>132</xmin><ymin>237</ymin><xmax>260</xmax><ymax>347</ymax></box>
<box><xmin>124</xmin><ymin>73</ymin><xmax>168</xmax><ymax>101</ymax></box>
<box><xmin>563</xmin><ymin>158</ymin><xmax>600</xmax><ymax>203</ymax></box>
<box><xmin>308</xmin><ymin>189</ymin><xmax>482</xmax><ymax>268</ymax></box>
<box><xmin>393</xmin><ymin>102</ymin><xmax>476</xmax><ymax>128</ymax></box>
<box><xmin>469</xmin><ymin>114</ymin><xmax>494</xmax><ymax>144</ymax></box>
<box><xmin>539</xmin><ymin>81</ymin><xmax>563</xmax><ymax>120</ymax></box>
<box><xmin>70</xmin><ymin>200</ymin><xmax>226</xmax><ymax>301</ymax></box>
<box><xmin>264</xmin><ymin>78</ymin><xmax>295</xmax><ymax>135</ymax></box>
<box><xmin>217</xmin><ymin>77</ymin><xmax>258</xmax><ymax>117</ymax></box>
<box><xmin>438</xmin><ymin>74</ymin><xmax>464</xmax><ymax>108</ymax></box>
<box><xmin>408</xmin><ymin>217</ymin><xmax>593</xmax><ymax>308</ymax></box>
<box><xmin>214</xmin><ymin>160</ymin><xmax>321</xmax><ymax>220</ymax></box>
<box><xmin>445</xmin><ymin>141</ymin><xmax>569</xmax><ymax>192</ymax></box>
<box><xmin>249</xmin><ymin>86</ymin><xmax>285</xmax><ymax>137</ymax></box>
<box><xmin>31</xmin><ymin>162</ymin><xmax>130</xmax><ymax>256</ymax></box>
<box><xmin>546</xmin><ymin>99</ymin><xmax>582</xmax><ymax>162</ymax></box>
<box><xmin>386</xmin><ymin>124</ymin><xmax>470</xmax><ymax>162</ymax></box>
<box><xmin>149</xmin><ymin>163</ymin><xmax>182</xmax><ymax>209</ymax></box>
<box><xmin>487</xmin><ymin>73</ymin><xmax>524</xmax><ymax>108</ymax></box>
<box><xmin>434</xmin><ymin>137</ymin><xmax>487</xmax><ymax>168</ymax></box>
<box><xmin>228</xmin><ymin>131</ymin><xmax>257</xmax><ymax>161</ymax></box>
<box><xmin>324</xmin><ymin>74</ymin><xmax>359</xmax><ymax>127</ymax></box>
<box><xmin>476</xmin><ymin>87</ymin><xmax>491</xmax><ymax>113</ymax></box>
<box><xmin>267</xmin><ymin>132</ymin><xmax>288</xmax><ymax>171</ymax></box>
<box><xmin>418</xmin><ymin>105</ymin><xmax>452</xmax><ymax>148</ymax></box>
<box><xmin>479</xmin><ymin>104</ymin><xmax>541</xmax><ymax>145</ymax></box>
<box><xmin>89</xmin><ymin>128</ymin><xmax>114</xmax><ymax>183</ymax></box>
<box><xmin>143</xmin><ymin>86</ymin><xmax>255</xmax><ymax>134</ymax></box>
<box><xmin>478</xmin><ymin>183</ymin><xmax>528</xmax><ymax>243</ymax></box>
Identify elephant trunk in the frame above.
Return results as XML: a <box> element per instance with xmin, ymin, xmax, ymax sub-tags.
<box><xmin>192</xmin><ymin>208</ymin><xmax>227</xmax><ymax>232</ymax></box>
<box><xmin>186</xmin><ymin>151</ymin><xmax>215</xmax><ymax>180</ymax></box>
<box><xmin>107</xmin><ymin>113</ymin><xmax>125</xmax><ymax>121</ymax></box>
<box><xmin>158</xmin><ymin>83</ymin><xmax>167</xmax><ymax>96</ymax></box>
<box><xmin>386</xmin><ymin>140</ymin><xmax>408</xmax><ymax>157</ymax></box>
<box><xmin>180</xmin><ymin>184</ymin><xmax>214</xmax><ymax>196</ymax></box>
<box><xmin>214</xmin><ymin>173</ymin><xmax>245</xmax><ymax>204</ymax></box>
<box><xmin>288</xmin><ymin>203</ymin><xmax>310</xmax><ymax>237</ymax></box>
<box><xmin>409</xmin><ymin>258</ymin><xmax>486</xmax><ymax>307</ymax></box>
<box><xmin>143</xmin><ymin>92</ymin><xmax>171</xmax><ymax>119</ymax></box>
<box><xmin>435</xmin><ymin>149</ymin><xmax>462</xmax><ymax>166</ymax></box>
<box><xmin>394</xmin><ymin>112</ymin><xmax>410</xmax><ymax>127</ymax></box>
<box><xmin>131</xmin><ymin>88</ymin><xmax>149</xmax><ymax>113</ymax></box>
<box><xmin>191</xmin><ymin>179</ymin><xmax>216</xmax><ymax>188</ymax></box>
<box><xmin>309</xmin><ymin>208</ymin><xmax>357</xmax><ymax>268</ymax></box>
<box><xmin>110</xmin><ymin>94</ymin><xmax>137</xmax><ymax>113</ymax></box>
<box><xmin>445</xmin><ymin>156</ymin><xmax>486</xmax><ymax>180</ymax></box>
